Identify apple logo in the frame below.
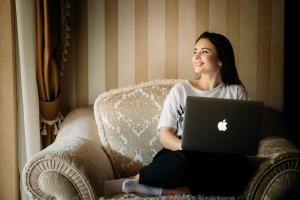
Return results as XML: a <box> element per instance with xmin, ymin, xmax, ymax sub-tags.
<box><xmin>217</xmin><ymin>119</ymin><xmax>228</xmax><ymax>132</ymax></box>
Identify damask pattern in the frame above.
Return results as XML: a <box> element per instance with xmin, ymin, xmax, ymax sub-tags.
<box><xmin>94</xmin><ymin>79</ymin><xmax>182</xmax><ymax>178</ymax></box>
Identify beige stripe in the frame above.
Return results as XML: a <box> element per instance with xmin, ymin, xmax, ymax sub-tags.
<box><xmin>209</xmin><ymin>0</ymin><xmax>227</xmax><ymax>35</ymax></box>
<box><xmin>195</xmin><ymin>0</ymin><xmax>209</xmax><ymax>79</ymax></box>
<box><xmin>0</xmin><ymin>0</ymin><xmax>17</xmax><ymax>198</ymax></box>
<box><xmin>76</xmin><ymin>0</ymin><xmax>88</xmax><ymax>106</ymax></box>
<box><xmin>135</xmin><ymin>0</ymin><xmax>148</xmax><ymax>83</ymax></box>
<box><xmin>105</xmin><ymin>0</ymin><xmax>118</xmax><ymax>90</ymax></box>
<box><xmin>239</xmin><ymin>0</ymin><xmax>258</xmax><ymax>99</ymax></box>
<box><xmin>165</xmin><ymin>0</ymin><xmax>178</xmax><ymax>79</ymax></box>
<box><xmin>148</xmin><ymin>0</ymin><xmax>165</xmax><ymax>80</ymax></box>
<box><xmin>88</xmin><ymin>0</ymin><xmax>105</xmax><ymax>104</ymax></box>
<box><xmin>270</xmin><ymin>0</ymin><xmax>284</xmax><ymax>111</ymax></box>
<box><xmin>196</xmin><ymin>0</ymin><xmax>209</xmax><ymax>36</ymax></box>
<box><xmin>178</xmin><ymin>0</ymin><xmax>196</xmax><ymax>79</ymax></box>
<box><xmin>226</xmin><ymin>0</ymin><xmax>240</xmax><ymax>71</ymax></box>
<box><xmin>118</xmin><ymin>0</ymin><xmax>135</xmax><ymax>87</ymax></box>
<box><xmin>256</xmin><ymin>0</ymin><xmax>271</xmax><ymax>104</ymax></box>
<box><xmin>82</xmin><ymin>0</ymin><xmax>284</xmax><ymax>111</ymax></box>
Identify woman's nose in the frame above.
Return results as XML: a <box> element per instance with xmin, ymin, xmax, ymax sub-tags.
<box><xmin>195</xmin><ymin>54</ymin><xmax>200</xmax><ymax>60</ymax></box>
<box><xmin>195</xmin><ymin>52</ymin><xmax>201</xmax><ymax>59</ymax></box>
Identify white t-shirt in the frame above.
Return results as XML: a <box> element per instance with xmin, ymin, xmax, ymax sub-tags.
<box><xmin>157</xmin><ymin>80</ymin><xmax>250</xmax><ymax>138</ymax></box>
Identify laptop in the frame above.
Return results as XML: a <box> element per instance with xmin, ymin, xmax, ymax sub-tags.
<box><xmin>181</xmin><ymin>96</ymin><xmax>264</xmax><ymax>156</ymax></box>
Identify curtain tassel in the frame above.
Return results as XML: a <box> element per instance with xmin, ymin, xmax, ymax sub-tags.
<box><xmin>53</xmin><ymin>123</ymin><xmax>59</xmax><ymax>136</ymax></box>
<box><xmin>41</xmin><ymin>123</ymin><xmax>47</xmax><ymax>136</ymax></box>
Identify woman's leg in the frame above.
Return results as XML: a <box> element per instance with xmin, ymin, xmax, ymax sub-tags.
<box><xmin>117</xmin><ymin>150</ymin><xmax>253</xmax><ymax>197</ymax></box>
<box><xmin>104</xmin><ymin>148</ymin><xmax>191</xmax><ymax>197</ymax></box>
<box><xmin>103</xmin><ymin>148</ymin><xmax>169</xmax><ymax>197</ymax></box>
<box><xmin>139</xmin><ymin>150</ymin><xmax>253</xmax><ymax>196</ymax></box>
<box><xmin>119</xmin><ymin>173</ymin><xmax>191</xmax><ymax>195</ymax></box>
<box><xmin>139</xmin><ymin>148</ymin><xmax>189</xmax><ymax>188</ymax></box>
<box><xmin>124</xmin><ymin>173</ymin><xmax>191</xmax><ymax>196</ymax></box>
<box><xmin>183</xmin><ymin>152</ymin><xmax>254</xmax><ymax>196</ymax></box>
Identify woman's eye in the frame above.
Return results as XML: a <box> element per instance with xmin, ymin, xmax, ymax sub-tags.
<box><xmin>201</xmin><ymin>50</ymin><xmax>208</xmax><ymax>54</ymax></box>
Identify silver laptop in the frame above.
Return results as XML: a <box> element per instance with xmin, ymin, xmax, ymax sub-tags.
<box><xmin>181</xmin><ymin>96</ymin><xmax>264</xmax><ymax>156</ymax></box>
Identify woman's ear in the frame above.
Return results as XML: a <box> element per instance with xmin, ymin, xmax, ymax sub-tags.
<box><xmin>218</xmin><ymin>61</ymin><xmax>222</xmax><ymax>66</ymax></box>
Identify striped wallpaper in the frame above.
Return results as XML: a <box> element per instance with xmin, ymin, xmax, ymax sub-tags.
<box><xmin>61</xmin><ymin>0</ymin><xmax>284</xmax><ymax>113</ymax></box>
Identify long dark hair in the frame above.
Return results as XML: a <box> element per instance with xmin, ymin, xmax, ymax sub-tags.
<box><xmin>196</xmin><ymin>31</ymin><xmax>245</xmax><ymax>88</ymax></box>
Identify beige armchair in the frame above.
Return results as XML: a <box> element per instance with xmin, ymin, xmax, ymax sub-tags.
<box><xmin>23</xmin><ymin>79</ymin><xmax>300</xmax><ymax>200</ymax></box>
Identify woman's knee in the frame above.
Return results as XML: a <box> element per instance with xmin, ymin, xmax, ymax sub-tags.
<box><xmin>139</xmin><ymin>151</ymin><xmax>189</xmax><ymax>188</ymax></box>
<box><xmin>159</xmin><ymin>151</ymin><xmax>189</xmax><ymax>187</ymax></box>
<box><xmin>170</xmin><ymin>152</ymin><xmax>189</xmax><ymax>171</ymax></box>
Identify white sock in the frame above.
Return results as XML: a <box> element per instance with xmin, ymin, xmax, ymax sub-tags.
<box><xmin>103</xmin><ymin>178</ymin><xmax>127</xmax><ymax>198</ymax></box>
<box><xmin>122</xmin><ymin>179</ymin><xmax>162</xmax><ymax>196</ymax></box>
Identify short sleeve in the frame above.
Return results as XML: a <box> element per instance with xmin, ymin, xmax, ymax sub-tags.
<box><xmin>157</xmin><ymin>85</ymin><xmax>179</xmax><ymax>133</ymax></box>
<box><xmin>237</xmin><ymin>85</ymin><xmax>251</xmax><ymax>100</ymax></box>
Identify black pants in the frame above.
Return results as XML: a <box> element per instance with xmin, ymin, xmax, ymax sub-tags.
<box><xmin>139</xmin><ymin>148</ymin><xmax>254</xmax><ymax>196</ymax></box>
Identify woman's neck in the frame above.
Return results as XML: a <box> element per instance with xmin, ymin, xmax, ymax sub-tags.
<box><xmin>194</xmin><ymin>73</ymin><xmax>222</xmax><ymax>91</ymax></box>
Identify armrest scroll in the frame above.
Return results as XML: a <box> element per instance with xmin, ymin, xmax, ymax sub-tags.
<box><xmin>23</xmin><ymin>137</ymin><xmax>114</xmax><ymax>200</ymax></box>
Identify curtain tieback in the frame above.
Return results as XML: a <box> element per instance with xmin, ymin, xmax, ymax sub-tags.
<box><xmin>41</xmin><ymin>113</ymin><xmax>64</xmax><ymax>136</ymax></box>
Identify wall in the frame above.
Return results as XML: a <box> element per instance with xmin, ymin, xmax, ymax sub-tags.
<box><xmin>61</xmin><ymin>0</ymin><xmax>284</xmax><ymax>113</ymax></box>
<box><xmin>0</xmin><ymin>0</ymin><xmax>18</xmax><ymax>199</ymax></box>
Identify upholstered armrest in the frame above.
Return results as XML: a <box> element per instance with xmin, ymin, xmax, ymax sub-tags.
<box><xmin>244</xmin><ymin>137</ymin><xmax>300</xmax><ymax>199</ymax></box>
<box><xmin>22</xmin><ymin>107</ymin><xmax>114</xmax><ymax>200</ymax></box>
<box><xmin>243</xmin><ymin>107</ymin><xmax>300</xmax><ymax>199</ymax></box>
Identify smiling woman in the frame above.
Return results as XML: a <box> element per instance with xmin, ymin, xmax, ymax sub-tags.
<box><xmin>103</xmin><ymin>31</ymin><xmax>252</xmax><ymax>197</ymax></box>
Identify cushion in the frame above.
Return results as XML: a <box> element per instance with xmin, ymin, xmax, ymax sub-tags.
<box><xmin>99</xmin><ymin>193</ymin><xmax>236</xmax><ymax>200</ymax></box>
<box><xmin>94</xmin><ymin>79</ymin><xmax>182</xmax><ymax>178</ymax></box>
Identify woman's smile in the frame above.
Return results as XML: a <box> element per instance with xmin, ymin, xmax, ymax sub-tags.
<box><xmin>193</xmin><ymin>61</ymin><xmax>204</xmax><ymax>67</ymax></box>
<box><xmin>193</xmin><ymin>59</ymin><xmax>204</xmax><ymax>67</ymax></box>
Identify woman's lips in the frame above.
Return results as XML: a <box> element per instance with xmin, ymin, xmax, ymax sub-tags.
<box><xmin>194</xmin><ymin>62</ymin><xmax>204</xmax><ymax>66</ymax></box>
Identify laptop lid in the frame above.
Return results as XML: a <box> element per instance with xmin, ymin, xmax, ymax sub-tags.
<box><xmin>181</xmin><ymin>96</ymin><xmax>263</xmax><ymax>156</ymax></box>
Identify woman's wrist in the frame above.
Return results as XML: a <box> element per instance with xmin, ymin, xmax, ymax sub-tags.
<box><xmin>178</xmin><ymin>141</ymin><xmax>182</xmax><ymax>150</ymax></box>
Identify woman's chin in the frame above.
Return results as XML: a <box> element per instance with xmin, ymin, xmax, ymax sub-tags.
<box><xmin>194</xmin><ymin>68</ymin><xmax>202</xmax><ymax>74</ymax></box>
<box><xmin>194</xmin><ymin>65</ymin><xmax>203</xmax><ymax>69</ymax></box>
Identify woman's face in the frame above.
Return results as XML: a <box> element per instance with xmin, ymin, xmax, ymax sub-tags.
<box><xmin>192</xmin><ymin>38</ymin><xmax>222</xmax><ymax>75</ymax></box>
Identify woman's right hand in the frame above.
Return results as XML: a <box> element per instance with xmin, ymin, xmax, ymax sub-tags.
<box><xmin>159</xmin><ymin>127</ymin><xmax>182</xmax><ymax>151</ymax></box>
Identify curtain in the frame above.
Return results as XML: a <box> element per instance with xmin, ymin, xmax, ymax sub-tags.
<box><xmin>36</xmin><ymin>0</ymin><xmax>71</xmax><ymax>148</ymax></box>
<box><xmin>15</xmin><ymin>0</ymin><xmax>41</xmax><ymax>199</ymax></box>
<box><xmin>15</xmin><ymin>0</ymin><xmax>71</xmax><ymax>198</ymax></box>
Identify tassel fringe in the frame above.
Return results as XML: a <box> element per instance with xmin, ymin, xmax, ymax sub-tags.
<box><xmin>40</xmin><ymin>113</ymin><xmax>65</xmax><ymax>136</ymax></box>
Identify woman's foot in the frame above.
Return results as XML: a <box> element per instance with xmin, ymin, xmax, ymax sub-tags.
<box><xmin>103</xmin><ymin>174</ymin><xmax>140</xmax><ymax>198</ymax></box>
<box><xmin>103</xmin><ymin>174</ymin><xmax>189</xmax><ymax>197</ymax></box>
<box><xmin>103</xmin><ymin>178</ymin><xmax>127</xmax><ymax>198</ymax></box>
<box><xmin>122</xmin><ymin>179</ymin><xmax>162</xmax><ymax>196</ymax></box>
<box><xmin>162</xmin><ymin>187</ymin><xmax>191</xmax><ymax>196</ymax></box>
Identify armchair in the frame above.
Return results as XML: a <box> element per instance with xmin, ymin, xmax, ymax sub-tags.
<box><xmin>23</xmin><ymin>79</ymin><xmax>300</xmax><ymax>200</ymax></box>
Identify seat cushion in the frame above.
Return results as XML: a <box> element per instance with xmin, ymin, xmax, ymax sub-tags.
<box><xmin>101</xmin><ymin>193</ymin><xmax>237</xmax><ymax>200</ymax></box>
<box><xmin>94</xmin><ymin>79</ymin><xmax>181</xmax><ymax>178</ymax></box>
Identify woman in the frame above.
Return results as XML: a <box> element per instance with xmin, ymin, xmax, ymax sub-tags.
<box><xmin>104</xmin><ymin>32</ymin><xmax>253</xmax><ymax>197</ymax></box>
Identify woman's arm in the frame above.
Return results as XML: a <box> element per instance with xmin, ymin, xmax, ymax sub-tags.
<box><xmin>159</xmin><ymin>127</ymin><xmax>182</xmax><ymax>151</ymax></box>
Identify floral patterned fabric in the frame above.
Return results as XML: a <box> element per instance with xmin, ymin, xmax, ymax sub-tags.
<box><xmin>94</xmin><ymin>79</ymin><xmax>182</xmax><ymax>178</ymax></box>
